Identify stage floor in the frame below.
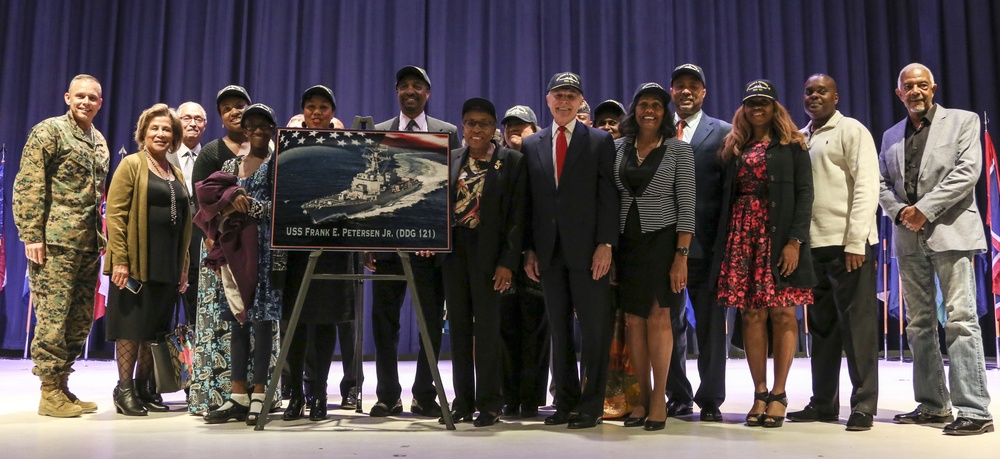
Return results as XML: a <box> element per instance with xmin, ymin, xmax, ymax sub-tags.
<box><xmin>1</xmin><ymin>357</ymin><xmax>997</xmax><ymax>458</ymax></box>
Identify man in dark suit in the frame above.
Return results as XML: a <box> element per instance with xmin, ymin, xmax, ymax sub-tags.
<box><xmin>664</xmin><ymin>64</ymin><xmax>732</xmax><ymax>422</ymax></box>
<box><xmin>523</xmin><ymin>72</ymin><xmax>618</xmax><ymax>429</ymax></box>
<box><xmin>878</xmin><ymin>63</ymin><xmax>993</xmax><ymax>436</ymax></box>
<box><xmin>365</xmin><ymin>65</ymin><xmax>459</xmax><ymax>418</ymax></box>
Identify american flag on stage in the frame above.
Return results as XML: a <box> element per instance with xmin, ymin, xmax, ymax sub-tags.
<box><xmin>985</xmin><ymin>128</ymin><xmax>1000</xmax><ymax>320</ymax></box>
<box><xmin>278</xmin><ymin>129</ymin><xmax>451</xmax><ymax>153</ymax></box>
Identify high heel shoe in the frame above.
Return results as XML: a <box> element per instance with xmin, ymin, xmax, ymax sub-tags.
<box><xmin>762</xmin><ymin>392</ymin><xmax>788</xmax><ymax>428</ymax></box>
<box><xmin>643</xmin><ymin>419</ymin><xmax>666</xmax><ymax>431</ymax></box>
<box><xmin>745</xmin><ymin>391</ymin><xmax>769</xmax><ymax>427</ymax></box>
<box><xmin>205</xmin><ymin>397</ymin><xmax>249</xmax><ymax>424</ymax></box>
<box><xmin>283</xmin><ymin>395</ymin><xmax>305</xmax><ymax>421</ymax></box>
<box><xmin>113</xmin><ymin>380</ymin><xmax>148</xmax><ymax>416</ymax></box>
<box><xmin>135</xmin><ymin>379</ymin><xmax>169</xmax><ymax>412</ymax></box>
<box><xmin>623</xmin><ymin>415</ymin><xmax>647</xmax><ymax>427</ymax></box>
<box><xmin>308</xmin><ymin>397</ymin><xmax>328</xmax><ymax>421</ymax></box>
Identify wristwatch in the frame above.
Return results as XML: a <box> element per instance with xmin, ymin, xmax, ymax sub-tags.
<box><xmin>676</xmin><ymin>247</ymin><xmax>690</xmax><ymax>256</ymax></box>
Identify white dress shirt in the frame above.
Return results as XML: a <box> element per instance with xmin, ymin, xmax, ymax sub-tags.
<box><xmin>397</xmin><ymin>112</ymin><xmax>428</xmax><ymax>132</ymax></box>
<box><xmin>673</xmin><ymin>110</ymin><xmax>704</xmax><ymax>143</ymax></box>
<box><xmin>550</xmin><ymin>118</ymin><xmax>577</xmax><ymax>186</ymax></box>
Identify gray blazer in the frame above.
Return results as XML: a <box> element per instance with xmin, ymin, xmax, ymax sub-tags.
<box><xmin>877</xmin><ymin>104</ymin><xmax>986</xmax><ymax>256</ymax></box>
<box><xmin>374</xmin><ymin>114</ymin><xmax>461</xmax><ymax>150</ymax></box>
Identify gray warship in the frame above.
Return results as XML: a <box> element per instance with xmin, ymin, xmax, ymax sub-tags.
<box><xmin>301</xmin><ymin>145</ymin><xmax>422</xmax><ymax>223</ymax></box>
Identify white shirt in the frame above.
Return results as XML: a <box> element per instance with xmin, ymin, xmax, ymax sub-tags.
<box><xmin>397</xmin><ymin>111</ymin><xmax>428</xmax><ymax>132</ymax></box>
<box><xmin>673</xmin><ymin>110</ymin><xmax>704</xmax><ymax>143</ymax></box>
<box><xmin>550</xmin><ymin>118</ymin><xmax>577</xmax><ymax>186</ymax></box>
<box><xmin>174</xmin><ymin>143</ymin><xmax>201</xmax><ymax>195</ymax></box>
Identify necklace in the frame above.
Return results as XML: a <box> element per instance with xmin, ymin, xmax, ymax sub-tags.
<box><xmin>634</xmin><ymin>136</ymin><xmax>663</xmax><ymax>166</ymax></box>
<box><xmin>145</xmin><ymin>150</ymin><xmax>178</xmax><ymax>226</ymax></box>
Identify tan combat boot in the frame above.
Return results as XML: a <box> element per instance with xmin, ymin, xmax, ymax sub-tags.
<box><xmin>39</xmin><ymin>376</ymin><xmax>84</xmax><ymax>418</ymax></box>
<box><xmin>60</xmin><ymin>374</ymin><xmax>98</xmax><ymax>413</ymax></box>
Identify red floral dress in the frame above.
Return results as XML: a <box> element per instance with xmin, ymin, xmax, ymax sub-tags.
<box><xmin>717</xmin><ymin>142</ymin><xmax>813</xmax><ymax>309</ymax></box>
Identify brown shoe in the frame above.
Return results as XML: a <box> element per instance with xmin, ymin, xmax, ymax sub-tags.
<box><xmin>39</xmin><ymin>376</ymin><xmax>84</xmax><ymax>418</ymax></box>
<box><xmin>60</xmin><ymin>374</ymin><xmax>98</xmax><ymax>413</ymax></box>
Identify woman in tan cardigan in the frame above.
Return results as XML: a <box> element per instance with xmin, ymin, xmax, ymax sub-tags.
<box><xmin>104</xmin><ymin>103</ymin><xmax>191</xmax><ymax>416</ymax></box>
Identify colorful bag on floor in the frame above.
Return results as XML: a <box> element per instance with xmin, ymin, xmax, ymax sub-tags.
<box><xmin>150</xmin><ymin>323</ymin><xmax>195</xmax><ymax>393</ymax></box>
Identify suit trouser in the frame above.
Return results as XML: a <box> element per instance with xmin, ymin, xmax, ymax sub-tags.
<box><xmin>898</xmin><ymin>237</ymin><xmax>991</xmax><ymax>420</ymax></box>
<box><xmin>666</xmin><ymin>257</ymin><xmax>728</xmax><ymax>409</ymax></box>
<box><xmin>500</xmin><ymin>282</ymin><xmax>550</xmax><ymax>409</ymax></box>
<box><xmin>29</xmin><ymin>245</ymin><xmax>100</xmax><ymax>377</ymax></box>
<box><xmin>807</xmin><ymin>245</ymin><xmax>879</xmax><ymax>415</ymax></box>
<box><xmin>540</xmin><ymin>253</ymin><xmax>612</xmax><ymax>418</ymax></box>
<box><xmin>371</xmin><ymin>255</ymin><xmax>444</xmax><ymax>404</ymax></box>
<box><xmin>442</xmin><ymin>228</ymin><xmax>504</xmax><ymax>413</ymax></box>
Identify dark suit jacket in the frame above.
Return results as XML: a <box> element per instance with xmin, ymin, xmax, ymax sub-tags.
<box><xmin>374</xmin><ymin>114</ymin><xmax>461</xmax><ymax>150</ymax></box>
<box><xmin>685</xmin><ymin>114</ymin><xmax>732</xmax><ymax>260</ymax></box>
<box><xmin>447</xmin><ymin>141</ymin><xmax>526</xmax><ymax>272</ymax></box>
<box><xmin>522</xmin><ymin>123</ymin><xmax>618</xmax><ymax>270</ymax></box>
<box><xmin>711</xmin><ymin>140</ymin><xmax>817</xmax><ymax>290</ymax></box>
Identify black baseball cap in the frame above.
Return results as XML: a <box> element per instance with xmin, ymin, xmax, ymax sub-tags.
<box><xmin>216</xmin><ymin>84</ymin><xmax>251</xmax><ymax>107</ymax></box>
<box><xmin>396</xmin><ymin>65</ymin><xmax>431</xmax><ymax>88</ymax></box>
<box><xmin>593</xmin><ymin>100</ymin><xmax>626</xmax><ymax>119</ymax></box>
<box><xmin>301</xmin><ymin>85</ymin><xmax>336</xmax><ymax>109</ymax></box>
<box><xmin>547</xmin><ymin>72</ymin><xmax>583</xmax><ymax>94</ymax></box>
<box><xmin>462</xmin><ymin>97</ymin><xmax>497</xmax><ymax>121</ymax></box>
<box><xmin>631</xmin><ymin>82</ymin><xmax>670</xmax><ymax>107</ymax></box>
<box><xmin>743</xmin><ymin>79</ymin><xmax>778</xmax><ymax>103</ymax></box>
<box><xmin>501</xmin><ymin>105</ymin><xmax>538</xmax><ymax>125</ymax></box>
<box><xmin>671</xmin><ymin>63</ymin><xmax>706</xmax><ymax>86</ymax></box>
<box><xmin>241</xmin><ymin>103</ymin><xmax>276</xmax><ymax>128</ymax></box>
<box><xmin>578</xmin><ymin>100</ymin><xmax>591</xmax><ymax>115</ymax></box>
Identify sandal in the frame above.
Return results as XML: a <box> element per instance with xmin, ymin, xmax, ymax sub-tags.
<box><xmin>762</xmin><ymin>392</ymin><xmax>787</xmax><ymax>428</ymax></box>
<box><xmin>246</xmin><ymin>397</ymin><xmax>265</xmax><ymax>426</ymax></box>
<box><xmin>746</xmin><ymin>391</ymin><xmax>769</xmax><ymax>427</ymax></box>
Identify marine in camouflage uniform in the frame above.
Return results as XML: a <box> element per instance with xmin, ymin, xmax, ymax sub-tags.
<box><xmin>13</xmin><ymin>75</ymin><xmax>110</xmax><ymax>417</ymax></box>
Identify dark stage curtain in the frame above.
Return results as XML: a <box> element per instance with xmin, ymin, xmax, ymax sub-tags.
<box><xmin>2</xmin><ymin>0</ymin><xmax>1000</xmax><ymax>353</ymax></box>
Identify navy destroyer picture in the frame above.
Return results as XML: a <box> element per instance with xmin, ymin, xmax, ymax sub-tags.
<box><xmin>301</xmin><ymin>145</ymin><xmax>422</xmax><ymax>223</ymax></box>
<box><xmin>271</xmin><ymin>128</ymin><xmax>451</xmax><ymax>251</ymax></box>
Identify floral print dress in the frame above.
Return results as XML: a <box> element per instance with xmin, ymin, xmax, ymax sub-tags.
<box><xmin>717</xmin><ymin>142</ymin><xmax>812</xmax><ymax>309</ymax></box>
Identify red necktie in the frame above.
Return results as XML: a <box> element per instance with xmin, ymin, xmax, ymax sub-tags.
<box><xmin>556</xmin><ymin>125</ymin><xmax>567</xmax><ymax>181</ymax></box>
<box><xmin>676</xmin><ymin>119</ymin><xmax>686</xmax><ymax>140</ymax></box>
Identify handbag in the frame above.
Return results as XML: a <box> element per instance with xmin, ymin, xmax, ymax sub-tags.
<box><xmin>150</xmin><ymin>305</ymin><xmax>196</xmax><ymax>393</ymax></box>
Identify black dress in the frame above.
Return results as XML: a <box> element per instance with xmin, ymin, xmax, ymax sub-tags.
<box><xmin>616</xmin><ymin>145</ymin><xmax>684</xmax><ymax>318</ymax></box>
<box><xmin>106</xmin><ymin>172</ymin><xmax>184</xmax><ymax>341</ymax></box>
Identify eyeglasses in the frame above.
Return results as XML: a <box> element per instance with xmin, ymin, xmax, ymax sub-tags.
<box><xmin>463</xmin><ymin>120</ymin><xmax>495</xmax><ymax>130</ymax></box>
<box><xmin>180</xmin><ymin>115</ymin><xmax>206</xmax><ymax>124</ymax></box>
<box><xmin>744</xmin><ymin>98</ymin><xmax>773</xmax><ymax>108</ymax></box>
<box><xmin>244</xmin><ymin>123</ymin><xmax>275</xmax><ymax>132</ymax></box>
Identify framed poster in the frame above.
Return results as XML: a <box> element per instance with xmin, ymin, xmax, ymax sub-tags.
<box><xmin>271</xmin><ymin>128</ymin><xmax>451</xmax><ymax>251</ymax></box>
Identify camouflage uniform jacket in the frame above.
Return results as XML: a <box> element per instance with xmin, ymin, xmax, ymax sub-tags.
<box><xmin>13</xmin><ymin>111</ymin><xmax>110</xmax><ymax>251</ymax></box>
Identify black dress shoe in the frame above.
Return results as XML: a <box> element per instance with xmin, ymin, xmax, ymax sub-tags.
<box><xmin>309</xmin><ymin>397</ymin><xmax>328</xmax><ymax>421</ymax></box>
<box><xmin>545</xmin><ymin>410</ymin><xmax>574</xmax><ymax>425</ymax></box>
<box><xmin>474</xmin><ymin>412</ymin><xmax>501</xmax><ymax>427</ymax></box>
<box><xmin>113</xmin><ymin>381</ymin><xmax>148</xmax><ymax>417</ymax></box>
<box><xmin>501</xmin><ymin>404</ymin><xmax>520</xmax><ymax>417</ymax></box>
<box><xmin>893</xmin><ymin>408</ymin><xmax>954</xmax><ymax>424</ymax></box>
<box><xmin>411</xmin><ymin>399</ymin><xmax>442</xmax><ymax>417</ymax></box>
<box><xmin>568</xmin><ymin>413</ymin><xmax>603</xmax><ymax>429</ymax></box>
<box><xmin>943</xmin><ymin>417</ymin><xmax>995</xmax><ymax>436</ymax></box>
<box><xmin>370</xmin><ymin>399</ymin><xmax>403</xmax><ymax>417</ymax></box>
<box><xmin>520</xmin><ymin>406</ymin><xmax>539</xmax><ymax>418</ymax></box>
<box><xmin>623</xmin><ymin>416</ymin><xmax>647</xmax><ymax>427</ymax></box>
<box><xmin>439</xmin><ymin>409</ymin><xmax>474</xmax><ymax>424</ymax></box>
<box><xmin>845</xmin><ymin>411</ymin><xmax>874</xmax><ymax>431</ymax></box>
<box><xmin>788</xmin><ymin>403</ymin><xmax>839</xmax><ymax>423</ymax></box>
<box><xmin>643</xmin><ymin>419</ymin><xmax>666</xmax><ymax>431</ymax></box>
<box><xmin>283</xmin><ymin>395</ymin><xmax>305</xmax><ymax>420</ymax></box>
<box><xmin>340</xmin><ymin>387</ymin><xmax>358</xmax><ymax>411</ymax></box>
<box><xmin>700</xmin><ymin>407</ymin><xmax>724</xmax><ymax>422</ymax></box>
<box><xmin>204</xmin><ymin>398</ymin><xmax>249</xmax><ymax>424</ymax></box>
<box><xmin>667</xmin><ymin>400</ymin><xmax>694</xmax><ymax>417</ymax></box>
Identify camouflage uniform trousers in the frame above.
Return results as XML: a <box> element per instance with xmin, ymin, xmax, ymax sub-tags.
<box><xmin>29</xmin><ymin>245</ymin><xmax>101</xmax><ymax>377</ymax></box>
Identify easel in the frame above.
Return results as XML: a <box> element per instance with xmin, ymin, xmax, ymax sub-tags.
<box><xmin>255</xmin><ymin>115</ymin><xmax>455</xmax><ymax>430</ymax></box>
<box><xmin>255</xmin><ymin>250</ymin><xmax>454</xmax><ymax>430</ymax></box>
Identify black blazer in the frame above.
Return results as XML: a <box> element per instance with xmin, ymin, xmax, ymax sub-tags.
<box><xmin>522</xmin><ymin>123</ymin><xmax>619</xmax><ymax>270</ymax></box>
<box><xmin>686</xmin><ymin>114</ymin><xmax>732</xmax><ymax>260</ymax></box>
<box><xmin>447</xmin><ymin>141</ymin><xmax>526</xmax><ymax>272</ymax></box>
<box><xmin>710</xmin><ymin>140</ymin><xmax>817</xmax><ymax>290</ymax></box>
